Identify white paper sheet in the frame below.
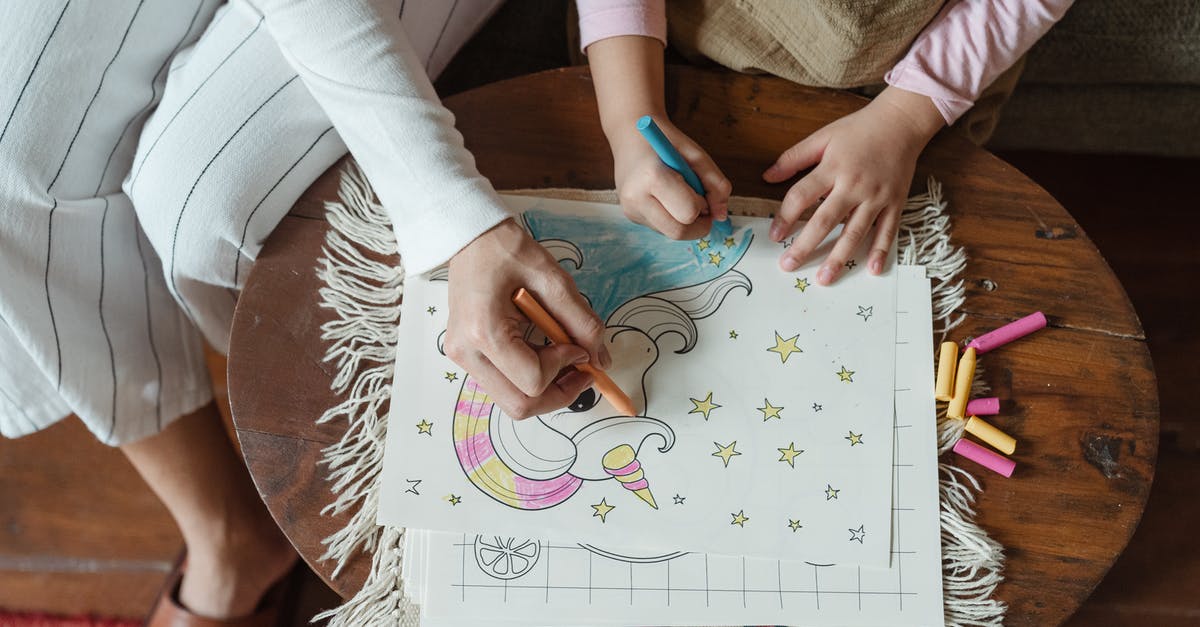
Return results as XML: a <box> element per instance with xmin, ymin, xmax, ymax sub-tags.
<box><xmin>379</xmin><ymin>196</ymin><xmax>898</xmax><ymax>566</ymax></box>
<box><xmin>405</xmin><ymin>266</ymin><xmax>942</xmax><ymax>627</ymax></box>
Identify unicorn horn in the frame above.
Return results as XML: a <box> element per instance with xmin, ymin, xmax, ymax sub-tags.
<box><xmin>602</xmin><ymin>444</ymin><xmax>658</xmax><ymax>509</ymax></box>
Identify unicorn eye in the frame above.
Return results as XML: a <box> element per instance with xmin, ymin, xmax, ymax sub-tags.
<box><xmin>567</xmin><ymin>388</ymin><xmax>601</xmax><ymax>412</ymax></box>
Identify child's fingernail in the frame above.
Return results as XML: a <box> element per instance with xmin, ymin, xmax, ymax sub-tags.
<box><xmin>817</xmin><ymin>264</ymin><xmax>836</xmax><ymax>285</ymax></box>
<box><xmin>780</xmin><ymin>255</ymin><xmax>799</xmax><ymax>272</ymax></box>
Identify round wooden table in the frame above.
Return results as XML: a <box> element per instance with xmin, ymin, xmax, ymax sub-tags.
<box><xmin>228</xmin><ymin>66</ymin><xmax>1158</xmax><ymax>625</ymax></box>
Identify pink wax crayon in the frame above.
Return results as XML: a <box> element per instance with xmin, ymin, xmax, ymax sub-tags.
<box><xmin>966</xmin><ymin>397</ymin><xmax>1001</xmax><ymax>416</ymax></box>
<box><xmin>967</xmin><ymin>311</ymin><xmax>1046</xmax><ymax>354</ymax></box>
<box><xmin>953</xmin><ymin>438</ymin><xmax>1016</xmax><ymax>477</ymax></box>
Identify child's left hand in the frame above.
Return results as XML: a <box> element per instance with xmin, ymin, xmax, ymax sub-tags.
<box><xmin>763</xmin><ymin>87</ymin><xmax>945</xmax><ymax>284</ymax></box>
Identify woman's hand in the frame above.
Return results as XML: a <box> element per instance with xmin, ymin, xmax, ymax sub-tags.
<box><xmin>445</xmin><ymin>219</ymin><xmax>610</xmax><ymax>419</ymax></box>
<box><xmin>764</xmin><ymin>87</ymin><xmax>945</xmax><ymax>284</ymax></box>
<box><xmin>610</xmin><ymin>118</ymin><xmax>731</xmax><ymax>240</ymax></box>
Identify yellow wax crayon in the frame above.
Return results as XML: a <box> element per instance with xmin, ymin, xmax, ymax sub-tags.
<box><xmin>935</xmin><ymin>341</ymin><xmax>958</xmax><ymax>401</ymax></box>
<box><xmin>965</xmin><ymin>415</ymin><xmax>1016</xmax><ymax>455</ymax></box>
<box><xmin>946</xmin><ymin>347</ymin><xmax>976</xmax><ymax>419</ymax></box>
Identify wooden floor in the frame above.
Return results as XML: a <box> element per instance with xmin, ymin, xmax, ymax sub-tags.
<box><xmin>1</xmin><ymin>3</ymin><xmax>1197</xmax><ymax>623</ymax></box>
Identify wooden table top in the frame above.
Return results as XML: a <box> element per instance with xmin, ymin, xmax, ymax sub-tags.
<box><xmin>228</xmin><ymin>66</ymin><xmax>1158</xmax><ymax>626</ymax></box>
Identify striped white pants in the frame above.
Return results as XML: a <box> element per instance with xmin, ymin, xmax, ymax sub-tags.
<box><xmin>0</xmin><ymin>0</ymin><xmax>498</xmax><ymax>445</ymax></box>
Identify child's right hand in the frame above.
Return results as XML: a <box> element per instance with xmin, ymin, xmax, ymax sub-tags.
<box><xmin>610</xmin><ymin>119</ymin><xmax>732</xmax><ymax>241</ymax></box>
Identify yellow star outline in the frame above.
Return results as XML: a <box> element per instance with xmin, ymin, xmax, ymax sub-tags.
<box><xmin>724</xmin><ymin>236</ymin><xmax>736</xmax><ymax>248</ymax></box>
<box><xmin>778</xmin><ymin>442</ymin><xmax>803</xmax><ymax>467</ymax></box>
<box><xmin>416</xmin><ymin>419</ymin><xmax>433</xmax><ymax>435</ymax></box>
<box><xmin>712</xmin><ymin>441</ymin><xmax>741</xmax><ymax>467</ymax></box>
<box><xmin>794</xmin><ymin>277</ymin><xmax>810</xmax><ymax>292</ymax></box>
<box><xmin>731</xmin><ymin>510</ymin><xmax>750</xmax><ymax>527</ymax></box>
<box><xmin>836</xmin><ymin>366</ymin><xmax>855</xmax><ymax>383</ymax></box>
<box><xmin>688</xmin><ymin>392</ymin><xmax>721</xmax><ymax>420</ymax></box>
<box><xmin>788</xmin><ymin>519</ymin><xmax>803</xmax><ymax>532</ymax></box>
<box><xmin>591</xmin><ymin>498</ymin><xmax>615</xmax><ymax>522</ymax></box>
<box><xmin>758</xmin><ymin>398</ymin><xmax>783</xmax><ymax>421</ymax></box>
<box><xmin>444</xmin><ymin>371</ymin><xmax>459</xmax><ymax>382</ymax></box>
<box><xmin>767</xmin><ymin>332</ymin><xmax>803</xmax><ymax>363</ymax></box>
<box><xmin>708</xmin><ymin>251</ymin><xmax>724</xmax><ymax>266</ymax></box>
<box><xmin>825</xmin><ymin>484</ymin><xmax>840</xmax><ymax>500</ymax></box>
<box><xmin>845</xmin><ymin>431</ymin><xmax>864</xmax><ymax>446</ymax></box>
<box><xmin>445</xmin><ymin>494</ymin><xmax>462</xmax><ymax>505</ymax></box>
<box><xmin>697</xmin><ymin>238</ymin><xmax>711</xmax><ymax>251</ymax></box>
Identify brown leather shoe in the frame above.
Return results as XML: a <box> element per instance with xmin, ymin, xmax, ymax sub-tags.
<box><xmin>145</xmin><ymin>552</ymin><xmax>291</xmax><ymax>627</ymax></box>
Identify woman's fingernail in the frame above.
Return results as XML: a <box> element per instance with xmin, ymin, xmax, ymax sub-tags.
<box><xmin>869</xmin><ymin>256</ymin><xmax>883</xmax><ymax>274</ymax></box>
<box><xmin>599</xmin><ymin>348</ymin><xmax>613</xmax><ymax>369</ymax></box>
<box><xmin>769</xmin><ymin>223</ymin><xmax>782</xmax><ymax>240</ymax></box>
<box><xmin>574</xmin><ymin>353</ymin><xmax>591</xmax><ymax>365</ymax></box>
<box><xmin>817</xmin><ymin>264</ymin><xmax>836</xmax><ymax>285</ymax></box>
<box><xmin>780</xmin><ymin>255</ymin><xmax>799</xmax><ymax>272</ymax></box>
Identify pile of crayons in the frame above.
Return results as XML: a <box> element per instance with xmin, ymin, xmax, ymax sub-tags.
<box><xmin>936</xmin><ymin>312</ymin><xmax>1047</xmax><ymax>477</ymax></box>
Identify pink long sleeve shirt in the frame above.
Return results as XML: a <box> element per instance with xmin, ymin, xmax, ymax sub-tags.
<box><xmin>576</xmin><ymin>0</ymin><xmax>1075</xmax><ymax>124</ymax></box>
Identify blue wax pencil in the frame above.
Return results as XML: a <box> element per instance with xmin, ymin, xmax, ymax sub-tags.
<box><xmin>635</xmin><ymin>115</ymin><xmax>733</xmax><ymax>238</ymax></box>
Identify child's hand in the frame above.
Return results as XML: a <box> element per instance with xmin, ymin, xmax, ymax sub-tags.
<box><xmin>763</xmin><ymin>87</ymin><xmax>944</xmax><ymax>284</ymax></box>
<box><xmin>611</xmin><ymin>119</ymin><xmax>732</xmax><ymax>240</ymax></box>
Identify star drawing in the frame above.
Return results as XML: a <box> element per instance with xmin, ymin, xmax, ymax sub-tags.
<box><xmin>405</xmin><ymin>479</ymin><xmax>422</xmax><ymax>495</ymax></box>
<box><xmin>825</xmin><ymin>484</ymin><xmax>840</xmax><ymax>500</ymax></box>
<box><xmin>758</xmin><ymin>398</ymin><xmax>783</xmax><ymax>421</ymax></box>
<box><xmin>836</xmin><ymin>366</ymin><xmax>855</xmax><ymax>383</ymax></box>
<box><xmin>591</xmin><ymin>498</ymin><xmax>615</xmax><ymax>522</ymax></box>
<box><xmin>794</xmin><ymin>277</ymin><xmax>810</xmax><ymax>292</ymax></box>
<box><xmin>856</xmin><ymin>305</ymin><xmax>873</xmax><ymax>321</ymax></box>
<box><xmin>767</xmin><ymin>332</ymin><xmax>803</xmax><ymax>363</ymax></box>
<box><xmin>673</xmin><ymin>494</ymin><xmax>686</xmax><ymax>505</ymax></box>
<box><xmin>416</xmin><ymin>419</ymin><xmax>433</xmax><ymax>435</ymax></box>
<box><xmin>845</xmin><ymin>431</ymin><xmax>863</xmax><ymax>446</ymax></box>
<box><xmin>446</xmin><ymin>494</ymin><xmax>462</xmax><ymax>506</ymax></box>
<box><xmin>849</xmin><ymin>525</ymin><xmax>866</xmax><ymax>543</ymax></box>
<box><xmin>731</xmin><ymin>510</ymin><xmax>750</xmax><ymax>527</ymax></box>
<box><xmin>788</xmin><ymin>519</ymin><xmax>803</xmax><ymax>532</ymax></box>
<box><xmin>778</xmin><ymin>442</ymin><xmax>803</xmax><ymax>467</ymax></box>
<box><xmin>444</xmin><ymin>371</ymin><xmax>458</xmax><ymax>382</ymax></box>
<box><xmin>712</xmin><ymin>441</ymin><xmax>741</xmax><ymax>467</ymax></box>
<box><xmin>688</xmin><ymin>392</ymin><xmax>721</xmax><ymax>420</ymax></box>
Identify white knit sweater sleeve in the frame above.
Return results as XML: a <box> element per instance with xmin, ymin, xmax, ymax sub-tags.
<box><xmin>237</xmin><ymin>0</ymin><xmax>513</xmax><ymax>274</ymax></box>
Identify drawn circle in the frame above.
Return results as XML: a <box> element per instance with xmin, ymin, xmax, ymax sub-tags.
<box><xmin>473</xmin><ymin>535</ymin><xmax>541</xmax><ymax>580</ymax></box>
<box><xmin>578</xmin><ymin>544</ymin><xmax>688</xmax><ymax>563</ymax></box>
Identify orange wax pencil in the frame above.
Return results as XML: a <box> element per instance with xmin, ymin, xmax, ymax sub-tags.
<box><xmin>512</xmin><ymin>288</ymin><xmax>637</xmax><ymax>416</ymax></box>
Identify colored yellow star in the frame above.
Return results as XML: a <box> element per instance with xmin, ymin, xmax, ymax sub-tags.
<box><xmin>731</xmin><ymin>510</ymin><xmax>750</xmax><ymax>527</ymax></box>
<box><xmin>445</xmin><ymin>494</ymin><xmax>462</xmax><ymax>505</ymax></box>
<box><xmin>444</xmin><ymin>371</ymin><xmax>458</xmax><ymax>382</ymax></box>
<box><xmin>416</xmin><ymin>419</ymin><xmax>433</xmax><ymax>435</ymax></box>
<box><xmin>426</xmin><ymin>306</ymin><xmax>437</xmax><ymax>315</ymax></box>
<box><xmin>778</xmin><ymin>442</ymin><xmax>803</xmax><ymax>467</ymax></box>
<box><xmin>697</xmin><ymin>238</ymin><xmax>711</xmax><ymax>250</ymax></box>
<box><xmin>712</xmin><ymin>441</ymin><xmax>741</xmax><ymax>467</ymax></box>
<box><xmin>591</xmin><ymin>498</ymin><xmax>615</xmax><ymax>523</ymax></box>
<box><xmin>845</xmin><ymin>431</ymin><xmax>863</xmax><ymax>446</ymax></box>
<box><xmin>724</xmin><ymin>236</ymin><xmax>736</xmax><ymax>248</ymax></box>
<box><xmin>825</xmin><ymin>484</ymin><xmax>840</xmax><ymax>500</ymax></box>
<box><xmin>729</xmin><ymin>330</ymin><xmax>738</xmax><ymax>339</ymax></box>
<box><xmin>836</xmin><ymin>366</ymin><xmax>855</xmax><ymax>383</ymax></box>
<box><xmin>708</xmin><ymin>251</ymin><xmax>724</xmax><ymax>266</ymax></box>
<box><xmin>788</xmin><ymin>519</ymin><xmax>803</xmax><ymax>532</ymax></box>
<box><xmin>758</xmin><ymin>398</ymin><xmax>783</xmax><ymax>421</ymax></box>
<box><xmin>766</xmin><ymin>332</ymin><xmax>803</xmax><ymax>363</ymax></box>
<box><xmin>688</xmin><ymin>392</ymin><xmax>721</xmax><ymax>420</ymax></box>
<box><xmin>794</xmin><ymin>277</ymin><xmax>810</xmax><ymax>292</ymax></box>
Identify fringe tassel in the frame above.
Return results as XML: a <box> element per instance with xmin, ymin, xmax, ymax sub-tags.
<box><xmin>312</xmin><ymin>167</ymin><xmax>1004</xmax><ymax>626</ymax></box>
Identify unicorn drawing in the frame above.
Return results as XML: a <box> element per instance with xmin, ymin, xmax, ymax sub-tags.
<box><xmin>445</xmin><ymin>206</ymin><xmax>753</xmax><ymax>512</ymax></box>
